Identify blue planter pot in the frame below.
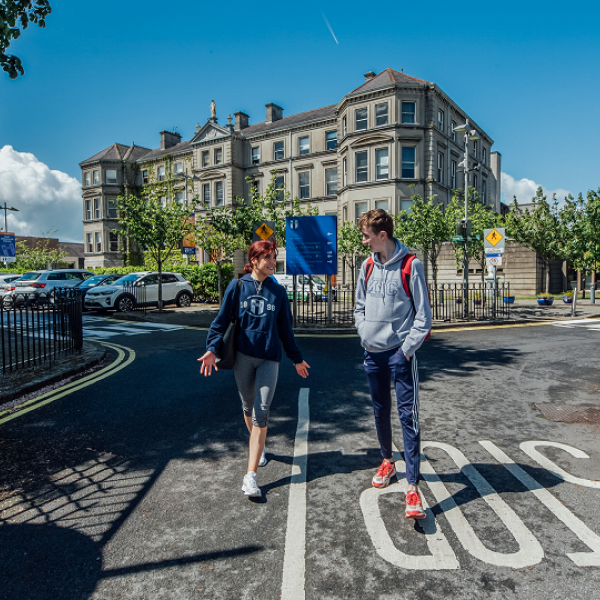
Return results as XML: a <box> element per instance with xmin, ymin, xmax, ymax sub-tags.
<box><xmin>454</xmin><ymin>298</ymin><xmax>463</xmax><ymax>304</ymax></box>
<box><xmin>473</xmin><ymin>299</ymin><xmax>482</xmax><ymax>306</ymax></box>
<box><xmin>536</xmin><ymin>296</ymin><xmax>554</xmax><ymax>306</ymax></box>
<box><xmin>562</xmin><ymin>296</ymin><xmax>573</xmax><ymax>304</ymax></box>
<box><xmin>503</xmin><ymin>296</ymin><xmax>515</xmax><ymax>304</ymax></box>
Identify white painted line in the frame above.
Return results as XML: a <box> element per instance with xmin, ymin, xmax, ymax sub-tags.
<box><xmin>520</xmin><ymin>441</ymin><xmax>600</xmax><ymax>489</ymax></box>
<box><xmin>553</xmin><ymin>319</ymin><xmax>600</xmax><ymax>325</ymax></box>
<box><xmin>360</xmin><ymin>446</ymin><xmax>459</xmax><ymax>570</ymax></box>
<box><xmin>421</xmin><ymin>441</ymin><xmax>543</xmax><ymax>568</ymax></box>
<box><xmin>281</xmin><ymin>388</ymin><xmax>309</xmax><ymax>600</ymax></box>
<box><xmin>480</xmin><ymin>441</ymin><xmax>600</xmax><ymax>566</ymax></box>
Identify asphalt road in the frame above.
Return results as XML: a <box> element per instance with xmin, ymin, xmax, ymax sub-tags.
<box><xmin>1</xmin><ymin>318</ymin><xmax>599</xmax><ymax>600</ymax></box>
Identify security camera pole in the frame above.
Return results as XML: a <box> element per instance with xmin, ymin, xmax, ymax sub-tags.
<box><xmin>453</xmin><ymin>120</ymin><xmax>480</xmax><ymax>318</ymax></box>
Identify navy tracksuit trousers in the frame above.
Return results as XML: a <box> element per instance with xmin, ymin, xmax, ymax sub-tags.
<box><xmin>363</xmin><ymin>346</ymin><xmax>421</xmax><ymax>485</ymax></box>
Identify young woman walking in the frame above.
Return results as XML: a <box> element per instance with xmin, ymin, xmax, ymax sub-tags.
<box><xmin>198</xmin><ymin>239</ymin><xmax>310</xmax><ymax>498</ymax></box>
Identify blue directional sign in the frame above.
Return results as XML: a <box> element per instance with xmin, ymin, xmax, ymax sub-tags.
<box><xmin>0</xmin><ymin>233</ymin><xmax>16</xmax><ymax>263</ymax></box>
<box><xmin>285</xmin><ymin>216</ymin><xmax>337</xmax><ymax>275</ymax></box>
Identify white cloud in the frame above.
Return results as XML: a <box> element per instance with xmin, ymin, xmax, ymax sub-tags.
<box><xmin>0</xmin><ymin>145</ymin><xmax>83</xmax><ymax>242</ymax></box>
<box><xmin>501</xmin><ymin>172</ymin><xmax>571</xmax><ymax>205</ymax></box>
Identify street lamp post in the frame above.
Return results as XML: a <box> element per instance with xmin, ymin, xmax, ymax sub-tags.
<box><xmin>452</xmin><ymin>119</ymin><xmax>480</xmax><ymax>317</ymax></box>
<box><xmin>2</xmin><ymin>202</ymin><xmax>19</xmax><ymax>232</ymax></box>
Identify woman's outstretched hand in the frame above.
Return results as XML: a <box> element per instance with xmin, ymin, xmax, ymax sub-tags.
<box><xmin>198</xmin><ymin>351</ymin><xmax>218</xmax><ymax>376</ymax></box>
<box><xmin>295</xmin><ymin>361</ymin><xmax>310</xmax><ymax>378</ymax></box>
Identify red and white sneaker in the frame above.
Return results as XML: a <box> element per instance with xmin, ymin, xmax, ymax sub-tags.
<box><xmin>372</xmin><ymin>460</ymin><xmax>397</xmax><ymax>488</ymax></box>
<box><xmin>405</xmin><ymin>490</ymin><xmax>426</xmax><ymax>519</ymax></box>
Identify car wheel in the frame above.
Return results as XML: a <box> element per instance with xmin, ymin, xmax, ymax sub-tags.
<box><xmin>115</xmin><ymin>294</ymin><xmax>135</xmax><ymax>312</ymax></box>
<box><xmin>176</xmin><ymin>292</ymin><xmax>192</xmax><ymax>308</ymax></box>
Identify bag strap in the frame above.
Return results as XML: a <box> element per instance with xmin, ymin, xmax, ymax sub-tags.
<box><xmin>364</xmin><ymin>257</ymin><xmax>375</xmax><ymax>283</ymax></box>
<box><xmin>230</xmin><ymin>279</ymin><xmax>243</xmax><ymax>323</ymax></box>
<box><xmin>401</xmin><ymin>254</ymin><xmax>416</xmax><ymax>299</ymax></box>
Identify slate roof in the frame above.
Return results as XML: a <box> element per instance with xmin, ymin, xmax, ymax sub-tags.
<box><xmin>59</xmin><ymin>241</ymin><xmax>85</xmax><ymax>258</ymax></box>
<box><xmin>349</xmin><ymin>68</ymin><xmax>431</xmax><ymax>95</ymax></box>
<box><xmin>80</xmin><ymin>143</ymin><xmax>151</xmax><ymax>166</ymax></box>
<box><xmin>137</xmin><ymin>140</ymin><xmax>193</xmax><ymax>162</ymax></box>
<box><xmin>240</xmin><ymin>104</ymin><xmax>337</xmax><ymax>137</ymax></box>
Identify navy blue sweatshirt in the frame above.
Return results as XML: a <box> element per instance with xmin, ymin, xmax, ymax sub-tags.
<box><xmin>206</xmin><ymin>274</ymin><xmax>303</xmax><ymax>364</ymax></box>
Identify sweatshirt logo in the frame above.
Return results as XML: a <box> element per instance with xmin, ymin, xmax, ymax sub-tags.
<box><xmin>242</xmin><ymin>294</ymin><xmax>275</xmax><ymax>318</ymax></box>
<box><xmin>368</xmin><ymin>280</ymin><xmax>400</xmax><ymax>298</ymax></box>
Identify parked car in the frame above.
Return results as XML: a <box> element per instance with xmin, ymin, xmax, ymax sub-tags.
<box><xmin>273</xmin><ymin>274</ymin><xmax>332</xmax><ymax>301</ymax></box>
<box><xmin>74</xmin><ymin>274</ymin><xmax>125</xmax><ymax>305</ymax></box>
<box><xmin>0</xmin><ymin>273</ymin><xmax>23</xmax><ymax>300</ymax></box>
<box><xmin>3</xmin><ymin>269</ymin><xmax>95</xmax><ymax>307</ymax></box>
<box><xmin>84</xmin><ymin>271</ymin><xmax>193</xmax><ymax>312</ymax></box>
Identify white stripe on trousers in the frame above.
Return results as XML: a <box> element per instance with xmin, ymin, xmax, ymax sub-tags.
<box><xmin>411</xmin><ymin>354</ymin><xmax>419</xmax><ymax>435</ymax></box>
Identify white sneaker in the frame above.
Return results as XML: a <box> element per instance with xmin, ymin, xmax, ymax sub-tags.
<box><xmin>258</xmin><ymin>447</ymin><xmax>268</xmax><ymax>467</ymax></box>
<box><xmin>242</xmin><ymin>471</ymin><xmax>261</xmax><ymax>497</ymax></box>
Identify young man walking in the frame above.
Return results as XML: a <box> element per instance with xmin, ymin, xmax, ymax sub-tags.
<box><xmin>354</xmin><ymin>209</ymin><xmax>432</xmax><ymax>519</ymax></box>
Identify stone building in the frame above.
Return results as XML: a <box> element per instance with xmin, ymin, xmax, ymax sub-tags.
<box><xmin>79</xmin><ymin>68</ymin><xmax>501</xmax><ymax>273</ymax></box>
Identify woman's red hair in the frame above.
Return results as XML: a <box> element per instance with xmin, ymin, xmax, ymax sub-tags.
<box><xmin>243</xmin><ymin>239</ymin><xmax>278</xmax><ymax>274</ymax></box>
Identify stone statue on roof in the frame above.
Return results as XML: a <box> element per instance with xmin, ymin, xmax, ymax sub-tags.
<box><xmin>210</xmin><ymin>100</ymin><xmax>216</xmax><ymax>120</ymax></box>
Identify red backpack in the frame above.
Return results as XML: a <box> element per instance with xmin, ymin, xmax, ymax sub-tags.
<box><xmin>364</xmin><ymin>254</ymin><xmax>431</xmax><ymax>340</ymax></box>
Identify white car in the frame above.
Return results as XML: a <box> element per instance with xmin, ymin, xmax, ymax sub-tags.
<box><xmin>84</xmin><ymin>271</ymin><xmax>193</xmax><ymax>312</ymax></box>
<box><xmin>273</xmin><ymin>274</ymin><xmax>326</xmax><ymax>300</ymax></box>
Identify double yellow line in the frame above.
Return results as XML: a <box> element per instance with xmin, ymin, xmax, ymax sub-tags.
<box><xmin>0</xmin><ymin>341</ymin><xmax>135</xmax><ymax>425</ymax></box>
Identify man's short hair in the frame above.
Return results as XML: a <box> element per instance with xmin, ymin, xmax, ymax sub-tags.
<box><xmin>357</xmin><ymin>209</ymin><xmax>394</xmax><ymax>239</ymax></box>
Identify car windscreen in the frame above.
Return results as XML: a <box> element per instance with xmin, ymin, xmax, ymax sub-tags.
<box><xmin>82</xmin><ymin>275</ymin><xmax>109</xmax><ymax>286</ymax></box>
<box><xmin>102</xmin><ymin>276</ymin><xmax>124</xmax><ymax>285</ymax></box>
<box><xmin>19</xmin><ymin>272</ymin><xmax>41</xmax><ymax>281</ymax></box>
<box><xmin>312</xmin><ymin>276</ymin><xmax>326</xmax><ymax>285</ymax></box>
<box><xmin>115</xmin><ymin>274</ymin><xmax>142</xmax><ymax>284</ymax></box>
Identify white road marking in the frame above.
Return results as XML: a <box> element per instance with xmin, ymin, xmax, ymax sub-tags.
<box><xmin>82</xmin><ymin>321</ymin><xmax>185</xmax><ymax>339</ymax></box>
<box><xmin>421</xmin><ymin>441</ymin><xmax>543</xmax><ymax>568</ymax></box>
<box><xmin>281</xmin><ymin>388</ymin><xmax>309</xmax><ymax>600</ymax></box>
<box><xmin>480</xmin><ymin>440</ymin><xmax>600</xmax><ymax>567</ymax></box>
<box><xmin>520</xmin><ymin>441</ymin><xmax>600</xmax><ymax>489</ymax></box>
<box><xmin>553</xmin><ymin>318</ymin><xmax>600</xmax><ymax>330</ymax></box>
<box><xmin>360</xmin><ymin>446</ymin><xmax>459</xmax><ymax>570</ymax></box>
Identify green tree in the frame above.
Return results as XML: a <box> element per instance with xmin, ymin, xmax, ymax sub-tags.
<box><xmin>338</xmin><ymin>220</ymin><xmax>368</xmax><ymax>301</ymax></box>
<box><xmin>115</xmin><ymin>162</ymin><xmax>195</xmax><ymax>311</ymax></box>
<box><xmin>14</xmin><ymin>237</ymin><xmax>66</xmax><ymax>270</ymax></box>
<box><xmin>447</xmin><ymin>191</ymin><xmax>505</xmax><ymax>285</ymax></box>
<box><xmin>393</xmin><ymin>193</ymin><xmax>453</xmax><ymax>291</ymax></box>
<box><xmin>561</xmin><ymin>190</ymin><xmax>600</xmax><ymax>293</ymax></box>
<box><xmin>1</xmin><ymin>0</ymin><xmax>51</xmax><ymax>79</ymax></box>
<box><xmin>505</xmin><ymin>188</ymin><xmax>565</xmax><ymax>294</ymax></box>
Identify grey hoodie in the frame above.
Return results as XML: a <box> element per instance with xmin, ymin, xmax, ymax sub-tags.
<box><xmin>354</xmin><ymin>239</ymin><xmax>432</xmax><ymax>356</ymax></box>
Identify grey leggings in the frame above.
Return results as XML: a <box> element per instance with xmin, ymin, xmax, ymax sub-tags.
<box><xmin>233</xmin><ymin>352</ymin><xmax>279</xmax><ymax>427</ymax></box>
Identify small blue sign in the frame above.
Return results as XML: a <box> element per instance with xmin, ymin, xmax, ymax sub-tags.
<box><xmin>484</xmin><ymin>252</ymin><xmax>502</xmax><ymax>257</ymax></box>
<box><xmin>0</xmin><ymin>233</ymin><xmax>16</xmax><ymax>263</ymax></box>
<box><xmin>182</xmin><ymin>246</ymin><xmax>196</xmax><ymax>256</ymax></box>
<box><xmin>285</xmin><ymin>216</ymin><xmax>337</xmax><ymax>275</ymax></box>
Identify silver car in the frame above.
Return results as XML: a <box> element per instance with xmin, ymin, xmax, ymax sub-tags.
<box><xmin>0</xmin><ymin>273</ymin><xmax>23</xmax><ymax>299</ymax></box>
<box><xmin>3</xmin><ymin>269</ymin><xmax>95</xmax><ymax>307</ymax></box>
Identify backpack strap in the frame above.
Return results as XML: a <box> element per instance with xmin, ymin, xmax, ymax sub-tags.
<box><xmin>401</xmin><ymin>254</ymin><xmax>417</xmax><ymax>299</ymax></box>
<box><xmin>364</xmin><ymin>257</ymin><xmax>375</xmax><ymax>284</ymax></box>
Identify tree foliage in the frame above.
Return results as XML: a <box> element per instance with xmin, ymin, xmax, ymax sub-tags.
<box><xmin>505</xmin><ymin>188</ymin><xmax>565</xmax><ymax>293</ymax></box>
<box><xmin>393</xmin><ymin>193</ymin><xmax>453</xmax><ymax>289</ymax></box>
<box><xmin>1</xmin><ymin>0</ymin><xmax>51</xmax><ymax>79</ymax></box>
<box><xmin>13</xmin><ymin>237</ymin><xmax>66</xmax><ymax>270</ymax></box>
<box><xmin>115</xmin><ymin>160</ymin><xmax>195</xmax><ymax>310</ymax></box>
<box><xmin>337</xmin><ymin>220</ymin><xmax>368</xmax><ymax>300</ymax></box>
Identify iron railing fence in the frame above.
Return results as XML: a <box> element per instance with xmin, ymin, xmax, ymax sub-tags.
<box><xmin>122</xmin><ymin>281</ymin><xmax>146</xmax><ymax>314</ymax></box>
<box><xmin>0</xmin><ymin>288</ymin><xmax>83</xmax><ymax>375</ymax></box>
<box><xmin>428</xmin><ymin>282</ymin><xmax>511</xmax><ymax>321</ymax></box>
<box><xmin>290</xmin><ymin>280</ymin><xmax>511</xmax><ymax>327</ymax></box>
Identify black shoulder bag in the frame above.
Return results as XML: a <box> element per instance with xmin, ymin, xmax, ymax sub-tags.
<box><xmin>216</xmin><ymin>279</ymin><xmax>243</xmax><ymax>370</ymax></box>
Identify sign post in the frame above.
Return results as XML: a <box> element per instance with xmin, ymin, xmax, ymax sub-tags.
<box><xmin>484</xmin><ymin>228</ymin><xmax>505</xmax><ymax>320</ymax></box>
<box><xmin>0</xmin><ymin>232</ymin><xmax>16</xmax><ymax>265</ymax></box>
<box><xmin>285</xmin><ymin>216</ymin><xmax>337</xmax><ymax>323</ymax></box>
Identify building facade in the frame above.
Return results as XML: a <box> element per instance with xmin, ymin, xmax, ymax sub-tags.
<box><xmin>80</xmin><ymin>68</ymin><xmax>501</xmax><ymax>270</ymax></box>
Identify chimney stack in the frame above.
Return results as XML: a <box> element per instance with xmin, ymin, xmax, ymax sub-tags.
<box><xmin>265</xmin><ymin>103</ymin><xmax>284</xmax><ymax>123</ymax></box>
<box><xmin>234</xmin><ymin>111</ymin><xmax>249</xmax><ymax>130</ymax></box>
<box><xmin>364</xmin><ymin>71</ymin><xmax>376</xmax><ymax>82</ymax></box>
<box><xmin>160</xmin><ymin>130</ymin><xmax>181</xmax><ymax>150</ymax></box>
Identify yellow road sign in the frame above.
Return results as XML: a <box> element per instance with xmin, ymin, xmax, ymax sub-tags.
<box><xmin>485</xmin><ymin>228</ymin><xmax>504</xmax><ymax>246</ymax></box>
<box><xmin>255</xmin><ymin>222</ymin><xmax>274</xmax><ymax>240</ymax></box>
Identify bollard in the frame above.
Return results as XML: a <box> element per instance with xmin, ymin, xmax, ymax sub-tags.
<box><xmin>590</xmin><ymin>283</ymin><xmax>596</xmax><ymax>305</ymax></box>
<box><xmin>571</xmin><ymin>287</ymin><xmax>578</xmax><ymax>317</ymax></box>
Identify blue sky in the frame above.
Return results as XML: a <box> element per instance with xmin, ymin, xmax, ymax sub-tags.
<box><xmin>1</xmin><ymin>0</ymin><xmax>599</xmax><ymax>241</ymax></box>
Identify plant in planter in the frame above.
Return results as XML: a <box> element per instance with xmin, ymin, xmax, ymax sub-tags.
<box><xmin>562</xmin><ymin>290</ymin><xmax>574</xmax><ymax>304</ymax></box>
<box><xmin>473</xmin><ymin>292</ymin><xmax>482</xmax><ymax>306</ymax></box>
<box><xmin>536</xmin><ymin>293</ymin><xmax>555</xmax><ymax>306</ymax></box>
